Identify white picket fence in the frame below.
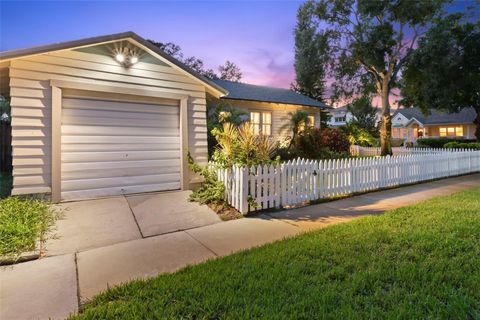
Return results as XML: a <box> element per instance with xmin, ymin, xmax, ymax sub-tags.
<box><xmin>349</xmin><ymin>145</ymin><xmax>461</xmax><ymax>156</ymax></box>
<box><xmin>212</xmin><ymin>150</ymin><xmax>480</xmax><ymax>214</ymax></box>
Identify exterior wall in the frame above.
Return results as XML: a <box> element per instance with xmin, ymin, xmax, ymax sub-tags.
<box><xmin>7</xmin><ymin>44</ymin><xmax>209</xmax><ymax>195</ymax></box>
<box><xmin>424</xmin><ymin>124</ymin><xmax>476</xmax><ymax>139</ymax></box>
<box><xmin>210</xmin><ymin>97</ymin><xmax>321</xmax><ymax>143</ymax></box>
<box><xmin>327</xmin><ymin>108</ymin><xmax>352</xmax><ymax>127</ymax></box>
<box><xmin>391</xmin><ymin>112</ymin><xmax>409</xmax><ymax>127</ymax></box>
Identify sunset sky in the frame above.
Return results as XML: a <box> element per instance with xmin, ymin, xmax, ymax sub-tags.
<box><xmin>0</xmin><ymin>0</ymin><xmax>476</xmax><ymax>95</ymax></box>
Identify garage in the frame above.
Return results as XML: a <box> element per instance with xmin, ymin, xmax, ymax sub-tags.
<box><xmin>60</xmin><ymin>93</ymin><xmax>181</xmax><ymax>201</ymax></box>
<box><xmin>0</xmin><ymin>32</ymin><xmax>228</xmax><ymax>201</ymax></box>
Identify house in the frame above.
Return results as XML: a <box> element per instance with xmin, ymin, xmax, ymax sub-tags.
<box><xmin>391</xmin><ymin>107</ymin><xmax>477</xmax><ymax>141</ymax></box>
<box><xmin>207</xmin><ymin>79</ymin><xmax>326</xmax><ymax>141</ymax></box>
<box><xmin>327</xmin><ymin>106</ymin><xmax>353</xmax><ymax>127</ymax></box>
<box><xmin>0</xmin><ymin>32</ymin><xmax>326</xmax><ymax>202</ymax></box>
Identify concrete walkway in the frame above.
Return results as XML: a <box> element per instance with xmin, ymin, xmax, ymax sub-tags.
<box><xmin>1</xmin><ymin>174</ymin><xmax>479</xmax><ymax>319</ymax></box>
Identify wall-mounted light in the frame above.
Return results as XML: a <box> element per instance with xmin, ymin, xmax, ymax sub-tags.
<box><xmin>113</xmin><ymin>47</ymin><xmax>140</xmax><ymax>67</ymax></box>
<box><xmin>115</xmin><ymin>53</ymin><xmax>125</xmax><ymax>63</ymax></box>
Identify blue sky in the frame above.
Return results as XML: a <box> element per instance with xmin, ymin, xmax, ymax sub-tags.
<box><xmin>0</xmin><ymin>0</ymin><xmax>303</xmax><ymax>87</ymax></box>
<box><xmin>0</xmin><ymin>0</ymin><xmax>477</xmax><ymax>89</ymax></box>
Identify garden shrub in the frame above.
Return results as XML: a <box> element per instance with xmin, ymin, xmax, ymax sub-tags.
<box><xmin>416</xmin><ymin>137</ymin><xmax>477</xmax><ymax>148</ymax></box>
<box><xmin>188</xmin><ymin>154</ymin><xmax>225</xmax><ymax>205</ymax></box>
<box><xmin>338</xmin><ymin>123</ymin><xmax>376</xmax><ymax>147</ymax></box>
<box><xmin>0</xmin><ymin>197</ymin><xmax>61</xmax><ymax>261</ymax></box>
<box><xmin>277</xmin><ymin>128</ymin><xmax>350</xmax><ymax>160</ymax></box>
<box><xmin>211</xmin><ymin>122</ymin><xmax>280</xmax><ymax>168</ymax></box>
<box><xmin>318</xmin><ymin>128</ymin><xmax>350</xmax><ymax>152</ymax></box>
<box><xmin>444</xmin><ymin>141</ymin><xmax>480</xmax><ymax>150</ymax></box>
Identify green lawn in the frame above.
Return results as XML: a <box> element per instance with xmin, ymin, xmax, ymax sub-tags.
<box><xmin>0</xmin><ymin>197</ymin><xmax>60</xmax><ymax>261</ymax></box>
<box><xmin>74</xmin><ymin>187</ymin><xmax>480</xmax><ymax>319</ymax></box>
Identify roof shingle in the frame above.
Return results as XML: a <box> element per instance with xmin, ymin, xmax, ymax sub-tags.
<box><xmin>212</xmin><ymin>79</ymin><xmax>327</xmax><ymax>109</ymax></box>
<box><xmin>395</xmin><ymin>107</ymin><xmax>477</xmax><ymax>125</ymax></box>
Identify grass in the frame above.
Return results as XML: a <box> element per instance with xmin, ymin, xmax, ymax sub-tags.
<box><xmin>74</xmin><ymin>187</ymin><xmax>480</xmax><ymax>319</ymax></box>
<box><xmin>0</xmin><ymin>197</ymin><xmax>61</xmax><ymax>262</ymax></box>
<box><xmin>0</xmin><ymin>171</ymin><xmax>12</xmax><ymax>198</ymax></box>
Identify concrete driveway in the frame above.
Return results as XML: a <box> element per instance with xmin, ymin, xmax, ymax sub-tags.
<box><xmin>45</xmin><ymin>190</ymin><xmax>221</xmax><ymax>256</ymax></box>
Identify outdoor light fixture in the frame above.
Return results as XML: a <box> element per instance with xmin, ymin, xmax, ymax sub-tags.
<box><xmin>115</xmin><ymin>53</ymin><xmax>125</xmax><ymax>63</ymax></box>
<box><xmin>113</xmin><ymin>46</ymin><xmax>140</xmax><ymax>67</ymax></box>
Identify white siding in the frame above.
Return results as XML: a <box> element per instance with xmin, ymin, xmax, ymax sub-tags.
<box><xmin>218</xmin><ymin>99</ymin><xmax>321</xmax><ymax>143</ymax></box>
<box><xmin>8</xmin><ymin>44</ymin><xmax>209</xmax><ymax>195</ymax></box>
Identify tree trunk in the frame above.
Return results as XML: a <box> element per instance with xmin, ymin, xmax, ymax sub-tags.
<box><xmin>379</xmin><ymin>84</ymin><xmax>392</xmax><ymax>156</ymax></box>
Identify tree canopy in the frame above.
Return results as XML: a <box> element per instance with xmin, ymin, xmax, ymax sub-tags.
<box><xmin>400</xmin><ymin>14</ymin><xmax>480</xmax><ymax>139</ymax></box>
<box><xmin>294</xmin><ymin>0</ymin><xmax>449</xmax><ymax>155</ymax></box>
<box><xmin>347</xmin><ymin>96</ymin><xmax>378</xmax><ymax>136</ymax></box>
<box><xmin>148</xmin><ymin>40</ymin><xmax>243</xmax><ymax>82</ymax></box>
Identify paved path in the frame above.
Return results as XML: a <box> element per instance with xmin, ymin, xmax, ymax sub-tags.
<box><xmin>1</xmin><ymin>174</ymin><xmax>479</xmax><ymax>319</ymax></box>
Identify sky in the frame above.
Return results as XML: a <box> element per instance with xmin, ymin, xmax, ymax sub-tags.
<box><xmin>0</xmin><ymin>0</ymin><xmax>477</xmax><ymax>92</ymax></box>
<box><xmin>0</xmin><ymin>0</ymin><xmax>303</xmax><ymax>88</ymax></box>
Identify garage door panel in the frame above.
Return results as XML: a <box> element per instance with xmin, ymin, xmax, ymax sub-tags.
<box><xmin>61</xmin><ymin>97</ymin><xmax>181</xmax><ymax>200</ymax></box>
<box><xmin>62</xmin><ymin>125</ymin><xmax>179</xmax><ymax>136</ymax></box>
<box><xmin>61</xmin><ymin>182</ymin><xmax>181</xmax><ymax>202</ymax></box>
<box><xmin>62</xmin><ymin>173</ymin><xmax>181</xmax><ymax>192</ymax></box>
<box><xmin>62</xmin><ymin>165</ymin><xmax>180</xmax><ymax>180</ymax></box>
<box><xmin>63</xmin><ymin>98</ymin><xmax>179</xmax><ymax>114</ymax></box>
<box><xmin>62</xmin><ymin>135</ymin><xmax>179</xmax><ymax>144</ymax></box>
<box><xmin>62</xmin><ymin>116</ymin><xmax>180</xmax><ymax>128</ymax></box>
<box><xmin>62</xmin><ymin>142</ymin><xmax>180</xmax><ymax>152</ymax></box>
<box><xmin>62</xmin><ymin>150</ymin><xmax>180</xmax><ymax>163</ymax></box>
<box><xmin>62</xmin><ymin>159</ymin><xmax>181</xmax><ymax>171</ymax></box>
<box><xmin>63</xmin><ymin>108</ymin><xmax>179</xmax><ymax>122</ymax></box>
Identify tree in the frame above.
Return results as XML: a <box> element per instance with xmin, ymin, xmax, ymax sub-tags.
<box><xmin>347</xmin><ymin>96</ymin><xmax>378</xmax><ymax>136</ymax></box>
<box><xmin>401</xmin><ymin>15</ymin><xmax>480</xmax><ymax>139</ymax></box>
<box><xmin>292</xmin><ymin>1</ymin><xmax>328</xmax><ymax>101</ymax></box>
<box><xmin>297</xmin><ymin>0</ymin><xmax>448</xmax><ymax>155</ymax></box>
<box><xmin>218</xmin><ymin>61</ymin><xmax>242</xmax><ymax>82</ymax></box>
<box><xmin>148</xmin><ymin>40</ymin><xmax>242</xmax><ymax>81</ymax></box>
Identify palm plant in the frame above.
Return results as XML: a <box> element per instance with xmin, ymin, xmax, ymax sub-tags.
<box><xmin>281</xmin><ymin>110</ymin><xmax>309</xmax><ymax>148</ymax></box>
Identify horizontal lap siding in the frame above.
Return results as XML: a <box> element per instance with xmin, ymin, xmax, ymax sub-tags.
<box><xmin>226</xmin><ymin>100</ymin><xmax>321</xmax><ymax>142</ymax></box>
<box><xmin>9</xmin><ymin>48</ymin><xmax>208</xmax><ymax>195</ymax></box>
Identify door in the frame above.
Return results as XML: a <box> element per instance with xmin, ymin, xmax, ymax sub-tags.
<box><xmin>60</xmin><ymin>96</ymin><xmax>181</xmax><ymax>201</ymax></box>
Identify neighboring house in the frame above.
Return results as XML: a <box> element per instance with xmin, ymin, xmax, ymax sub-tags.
<box><xmin>327</xmin><ymin>106</ymin><xmax>354</xmax><ymax>127</ymax></box>
<box><xmin>0</xmin><ymin>32</ymin><xmax>327</xmax><ymax>202</ymax></box>
<box><xmin>391</xmin><ymin>107</ymin><xmax>477</xmax><ymax>142</ymax></box>
<box><xmin>208</xmin><ymin>79</ymin><xmax>327</xmax><ymax>141</ymax></box>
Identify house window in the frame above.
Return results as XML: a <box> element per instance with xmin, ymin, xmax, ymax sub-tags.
<box><xmin>439</xmin><ymin>126</ymin><xmax>464</xmax><ymax>137</ymax></box>
<box><xmin>262</xmin><ymin>112</ymin><xmax>272</xmax><ymax>136</ymax></box>
<box><xmin>250</xmin><ymin>111</ymin><xmax>271</xmax><ymax>135</ymax></box>
<box><xmin>250</xmin><ymin>112</ymin><xmax>261</xmax><ymax>135</ymax></box>
<box><xmin>300</xmin><ymin>115</ymin><xmax>315</xmax><ymax>132</ymax></box>
<box><xmin>307</xmin><ymin>115</ymin><xmax>315</xmax><ymax>128</ymax></box>
<box><xmin>456</xmin><ymin>126</ymin><xmax>464</xmax><ymax>137</ymax></box>
<box><xmin>335</xmin><ymin>116</ymin><xmax>346</xmax><ymax>122</ymax></box>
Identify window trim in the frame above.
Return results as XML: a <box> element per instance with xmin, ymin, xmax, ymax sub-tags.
<box><xmin>250</xmin><ymin>111</ymin><xmax>272</xmax><ymax>136</ymax></box>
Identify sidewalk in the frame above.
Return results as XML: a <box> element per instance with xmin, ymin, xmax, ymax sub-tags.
<box><xmin>1</xmin><ymin>173</ymin><xmax>479</xmax><ymax>320</ymax></box>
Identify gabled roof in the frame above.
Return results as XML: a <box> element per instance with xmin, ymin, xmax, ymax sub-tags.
<box><xmin>393</xmin><ymin>107</ymin><xmax>477</xmax><ymax>125</ymax></box>
<box><xmin>0</xmin><ymin>31</ymin><xmax>227</xmax><ymax>96</ymax></box>
<box><xmin>212</xmin><ymin>79</ymin><xmax>328</xmax><ymax>109</ymax></box>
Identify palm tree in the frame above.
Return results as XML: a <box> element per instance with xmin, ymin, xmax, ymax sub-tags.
<box><xmin>281</xmin><ymin>110</ymin><xmax>309</xmax><ymax>149</ymax></box>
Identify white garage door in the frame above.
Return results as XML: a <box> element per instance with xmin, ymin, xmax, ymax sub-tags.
<box><xmin>61</xmin><ymin>96</ymin><xmax>181</xmax><ymax>201</ymax></box>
